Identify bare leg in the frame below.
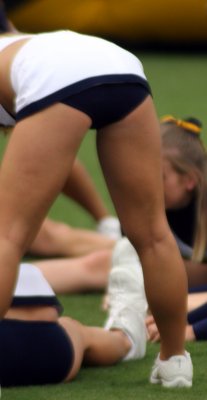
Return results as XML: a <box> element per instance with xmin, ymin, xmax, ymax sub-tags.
<box><xmin>63</xmin><ymin>159</ymin><xmax>110</xmax><ymax>221</ymax></box>
<box><xmin>62</xmin><ymin>158</ymin><xmax>121</xmax><ymax>240</ymax></box>
<box><xmin>58</xmin><ymin>316</ymin><xmax>131</xmax><ymax>381</ymax></box>
<box><xmin>0</xmin><ymin>103</ymin><xmax>91</xmax><ymax>316</ymax></box>
<box><xmin>97</xmin><ymin>96</ymin><xmax>188</xmax><ymax>359</ymax></box>
<box><xmin>35</xmin><ymin>249</ymin><xmax>111</xmax><ymax>293</ymax></box>
<box><xmin>28</xmin><ymin>218</ymin><xmax>115</xmax><ymax>257</ymax></box>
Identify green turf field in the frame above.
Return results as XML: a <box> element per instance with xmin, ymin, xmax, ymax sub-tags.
<box><xmin>1</xmin><ymin>52</ymin><xmax>207</xmax><ymax>399</ymax></box>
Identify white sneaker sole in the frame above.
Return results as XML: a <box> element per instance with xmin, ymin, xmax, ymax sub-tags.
<box><xmin>150</xmin><ymin>352</ymin><xmax>193</xmax><ymax>388</ymax></box>
<box><xmin>150</xmin><ymin>375</ymin><xmax>192</xmax><ymax>388</ymax></box>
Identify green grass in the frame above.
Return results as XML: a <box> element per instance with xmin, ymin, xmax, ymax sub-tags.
<box><xmin>1</xmin><ymin>52</ymin><xmax>207</xmax><ymax>398</ymax></box>
<box><xmin>2</xmin><ymin>295</ymin><xmax>207</xmax><ymax>400</ymax></box>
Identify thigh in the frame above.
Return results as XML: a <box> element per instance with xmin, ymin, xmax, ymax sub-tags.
<box><xmin>58</xmin><ymin>316</ymin><xmax>86</xmax><ymax>381</ymax></box>
<box><xmin>0</xmin><ymin>103</ymin><xmax>91</xmax><ymax>252</ymax></box>
<box><xmin>96</xmin><ymin>95</ymin><xmax>167</xmax><ymax>249</ymax></box>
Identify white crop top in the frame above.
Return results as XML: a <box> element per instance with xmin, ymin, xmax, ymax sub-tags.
<box><xmin>12</xmin><ymin>263</ymin><xmax>63</xmax><ymax>314</ymax></box>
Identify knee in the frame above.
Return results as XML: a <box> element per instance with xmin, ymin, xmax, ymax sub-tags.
<box><xmin>40</xmin><ymin>219</ymin><xmax>72</xmax><ymax>239</ymax></box>
<box><xmin>124</xmin><ymin>218</ymin><xmax>172</xmax><ymax>254</ymax></box>
<box><xmin>84</xmin><ymin>249</ymin><xmax>111</xmax><ymax>274</ymax></box>
<box><xmin>58</xmin><ymin>316</ymin><xmax>83</xmax><ymax>332</ymax></box>
<box><xmin>0</xmin><ymin>235</ymin><xmax>25</xmax><ymax>259</ymax></box>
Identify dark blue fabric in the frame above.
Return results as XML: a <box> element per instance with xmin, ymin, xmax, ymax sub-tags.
<box><xmin>188</xmin><ymin>303</ymin><xmax>207</xmax><ymax>324</ymax></box>
<box><xmin>188</xmin><ymin>303</ymin><xmax>207</xmax><ymax>340</ymax></box>
<box><xmin>166</xmin><ymin>198</ymin><xmax>196</xmax><ymax>248</ymax></box>
<box><xmin>0</xmin><ymin>3</ymin><xmax>9</xmax><ymax>31</ymax></box>
<box><xmin>189</xmin><ymin>285</ymin><xmax>207</xmax><ymax>293</ymax></box>
<box><xmin>62</xmin><ymin>81</ymin><xmax>151</xmax><ymax>129</ymax></box>
<box><xmin>16</xmin><ymin>75</ymin><xmax>151</xmax><ymax>129</ymax></box>
<box><xmin>192</xmin><ymin>319</ymin><xmax>207</xmax><ymax>340</ymax></box>
<box><xmin>0</xmin><ymin>319</ymin><xmax>74</xmax><ymax>386</ymax></box>
<box><xmin>11</xmin><ymin>295</ymin><xmax>63</xmax><ymax>316</ymax></box>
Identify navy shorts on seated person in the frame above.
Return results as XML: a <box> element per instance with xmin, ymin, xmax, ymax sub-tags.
<box><xmin>188</xmin><ymin>303</ymin><xmax>207</xmax><ymax>341</ymax></box>
<box><xmin>0</xmin><ymin>319</ymin><xmax>74</xmax><ymax>387</ymax></box>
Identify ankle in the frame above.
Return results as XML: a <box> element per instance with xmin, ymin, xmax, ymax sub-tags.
<box><xmin>159</xmin><ymin>349</ymin><xmax>186</xmax><ymax>361</ymax></box>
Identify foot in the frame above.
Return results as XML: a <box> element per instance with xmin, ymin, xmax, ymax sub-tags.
<box><xmin>104</xmin><ymin>237</ymin><xmax>148</xmax><ymax>360</ymax></box>
<box><xmin>150</xmin><ymin>352</ymin><xmax>193</xmax><ymax>387</ymax></box>
<box><xmin>96</xmin><ymin>216</ymin><xmax>122</xmax><ymax>240</ymax></box>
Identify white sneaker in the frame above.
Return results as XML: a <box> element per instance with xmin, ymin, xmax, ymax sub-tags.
<box><xmin>111</xmin><ymin>237</ymin><xmax>141</xmax><ymax>269</ymax></box>
<box><xmin>104</xmin><ymin>237</ymin><xmax>148</xmax><ymax>360</ymax></box>
<box><xmin>96</xmin><ymin>216</ymin><xmax>122</xmax><ymax>240</ymax></box>
<box><xmin>150</xmin><ymin>352</ymin><xmax>193</xmax><ymax>388</ymax></box>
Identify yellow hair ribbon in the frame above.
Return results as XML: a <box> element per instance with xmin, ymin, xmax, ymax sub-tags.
<box><xmin>160</xmin><ymin>115</ymin><xmax>201</xmax><ymax>135</ymax></box>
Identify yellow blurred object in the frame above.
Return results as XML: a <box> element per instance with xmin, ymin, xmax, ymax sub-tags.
<box><xmin>8</xmin><ymin>0</ymin><xmax>207</xmax><ymax>44</ymax></box>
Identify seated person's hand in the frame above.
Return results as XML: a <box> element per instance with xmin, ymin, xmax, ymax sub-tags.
<box><xmin>145</xmin><ymin>314</ymin><xmax>160</xmax><ymax>343</ymax></box>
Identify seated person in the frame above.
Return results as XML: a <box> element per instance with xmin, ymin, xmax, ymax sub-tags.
<box><xmin>0</xmin><ymin>246</ymin><xmax>147</xmax><ymax>387</ymax></box>
<box><xmin>161</xmin><ymin>115</ymin><xmax>207</xmax><ymax>288</ymax></box>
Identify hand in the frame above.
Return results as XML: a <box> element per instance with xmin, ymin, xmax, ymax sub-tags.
<box><xmin>101</xmin><ymin>293</ymin><xmax>109</xmax><ymax>311</ymax></box>
<box><xmin>185</xmin><ymin>324</ymin><xmax>196</xmax><ymax>341</ymax></box>
<box><xmin>145</xmin><ymin>314</ymin><xmax>160</xmax><ymax>343</ymax></box>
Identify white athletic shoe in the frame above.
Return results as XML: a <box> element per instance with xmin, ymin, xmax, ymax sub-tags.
<box><xmin>104</xmin><ymin>237</ymin><xmax>148</xmax><ymax>360</ymax></box>
<box><xmin>96</xmin><ymin>216</ymin><xmax>122</xmax><ymax>240</ymax></box>
<box><xmin>111</xmin><ymin>236</ymin><xmax>141</xmax><ymax>269</ymax></box>
<box><xmin>150</xmin><ymin>351</ymin><xmax>193</xmax><ymax>388</ymax></box>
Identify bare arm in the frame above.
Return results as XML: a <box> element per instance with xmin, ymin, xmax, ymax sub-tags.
<box><xmin>146</xmin><ymin>315</ymin><xmax>196</xmax><ymax>342</ymax></box>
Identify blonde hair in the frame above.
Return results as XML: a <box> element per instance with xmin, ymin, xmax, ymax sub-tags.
<box><xmin>161</xmin><ymin>116</ymin><xmax>207</xmax><ymax>262</ymax></box>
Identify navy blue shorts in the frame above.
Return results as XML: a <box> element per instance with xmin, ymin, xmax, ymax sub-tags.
<box><xmin>62</xmin><ymin>81</ymin><xmax>151</xmax><ymax>129</ymax></box>
<box><xmin>0</xmin><ymin>319</ymin><xmax>74</xmax><ymax>387</ymax></box>
<box><xmin>188</xmin><ymin>303</ymin><xmax>207</xmax><ymax>341</ymax></box>
<box><xmin>16</xmin><ymin>77</ymin><xmax>151</xmax><ymax>130</ymax></box>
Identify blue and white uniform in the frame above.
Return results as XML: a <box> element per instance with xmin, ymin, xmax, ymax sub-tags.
<box><xmin>0</xmin><ymin>263</ymin><xmax>74</xmax><ymax>387</ymax></box>
<box><xmin>0</xmin><ymin>30</ymin><xmax>151</xmax><ymax>129</ymax></box>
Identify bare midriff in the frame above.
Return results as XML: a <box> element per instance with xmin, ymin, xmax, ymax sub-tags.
<box><xmin>4</xmin><ymin>305</ymin><xmax>59</xmax><ymax>321</ymax></box>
